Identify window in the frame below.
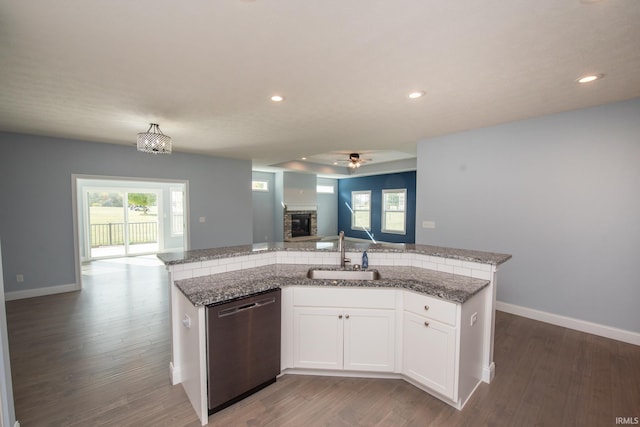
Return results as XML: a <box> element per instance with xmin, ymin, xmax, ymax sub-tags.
<box><xmin>170</xmin><ymin>189</ymin><xmax>184</xmax><ymax>236</ymax></box>
<box><xmin>351</xmin><ymin>191</ymin><xmax>371</xmax><ymax>230</ymax></box>
<box><xmin>317</xmin><ymin>185</ymin><xmax>334</xmax><ymax>194</ymax></box>
<box><xmin>252</xmin><ymin>180</ymin><xmax>269</xmax><ymax>191</ymax></box>
<box><xmin>382</xmin><ymin>189</ymin><xmax>406</xmax><ymax>234</ymax></box>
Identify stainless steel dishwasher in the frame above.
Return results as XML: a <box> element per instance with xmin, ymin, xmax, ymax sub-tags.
<box><xmin>206</xmin><ymin>288</ymin><xmax>281</xmax><ymax>414</ymax></box>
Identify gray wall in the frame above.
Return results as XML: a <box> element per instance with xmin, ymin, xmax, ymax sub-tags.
<box><xmin>0</xmin><ymin>132</ymin><xmax>252</xmax><ymax>293</ymax></box>
<box><xmin>317</xmin><ymin>177</ymin><xmax>338</xmax><ymax>237</ymax></box>
<box><xmin>252</xmin><ymin>171</ymin><xmax>276</xmax><ymax>243</ymax></box>
<box><xmin>282</xmin><ymin>171</ymin><xmax>317</xmax><ymax>208</ymax></box>
<box><xmin>415</xmin><ymin>98</ymin><xmax>640</xmax><ymax>332</ymax></box>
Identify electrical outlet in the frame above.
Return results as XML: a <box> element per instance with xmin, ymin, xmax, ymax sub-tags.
<box><xmin>16</xmin><ymin>274</ymin><xmax>24</xmax><ymax>283</ymax></box>
<box><xmin>199</xmin><ymin>217</ymin><xmax>206</xmax><ymax>223</ymax></box>
<box><xmin>182</xmin><ymin>314</ymin><xmax>191</xmax><ymax>329</ymax></box>
<box><xmin>470</xmin><ymin>312</ymin><xmax>478</xmax><ymax>326</ymax></box>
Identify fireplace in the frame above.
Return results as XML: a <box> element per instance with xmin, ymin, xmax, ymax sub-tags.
<box><xmin>291</xmin><ymin>214</ymin><xmax>311</xmax><ymax>237</ymax></box>
<box><xmin>284</xmin><ymin>210</ymin><xmax>318</xmax><ymax>240</ymax></box>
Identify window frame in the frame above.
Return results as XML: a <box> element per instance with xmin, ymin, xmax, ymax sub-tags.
<box><xmin>170</xmin><ymin>188</ymin><xmax>184</xmax><ymax>237</ymax></box>
<box><xmin>252</xmin><ymin>180</ymin><xmax>269</xmax><ymax>192</ymax></box>
<box><xmin>381</xmin><ymin>188</ymin><xmax>407</xmax><ymax>235</ymax></box>
<box><xmin>351</xmin><ymin>190</ymin><xmax>371</xmax><ymax>231</ymax></box>
<box><xmin>317</xmin><ymin>184</ymin><xmax>335</xmax><ymax>194</ymax></box>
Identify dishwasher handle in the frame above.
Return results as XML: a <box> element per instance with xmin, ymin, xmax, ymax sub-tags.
<box><xmin>218</xmin><ymin>296</ymin><xmax>276</xmax><ymax>317</ymax></box>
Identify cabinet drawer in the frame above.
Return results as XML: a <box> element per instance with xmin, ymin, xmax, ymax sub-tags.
<box><xmin>403</xmin><ymin>291</ymin><xmax>458</xmax><ymax>326</ymax></box>
<box><xmin>293</xmin><ymin>286</ymin><xmax>396</xmax><ymax>309</ymax></box>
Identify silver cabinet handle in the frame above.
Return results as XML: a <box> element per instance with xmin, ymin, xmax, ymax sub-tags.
<box><xmin>338</xmin><ymin>314</ymin><xmax>343</xmax><ymax>319</ymax></box>
<box><xmin>346</xmin><ymin>314</ymin><xmax>350</xmax><ymax>319</ymax></box>
<box><xmin>424</xmin><ymin>321</ymin><xmax>430</xmax><ymax>327</ymax></box>
<box><xmin>424</xmin><ymin>305</ymin><xmax>430</xmax><ymax>311</ymax></box>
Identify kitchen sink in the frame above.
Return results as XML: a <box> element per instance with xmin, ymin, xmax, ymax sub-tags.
<box><xmin>306</xmin><ymin>268</ymin><xmax>381</xmax><ymax>280</ymax></box>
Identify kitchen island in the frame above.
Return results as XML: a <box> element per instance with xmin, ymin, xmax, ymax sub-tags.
<box><xmin>158</xmin><ymin>241</ymin><xmax>511</xmax><ymax>425</ymax></box>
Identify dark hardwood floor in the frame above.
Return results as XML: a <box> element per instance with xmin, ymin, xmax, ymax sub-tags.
<box><xmin>6</xmin><ymin>257</ymin><xmax>640</xmax><ymax>426</ymax></box>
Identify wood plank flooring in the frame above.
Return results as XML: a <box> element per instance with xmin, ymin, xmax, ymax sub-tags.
<box><xmin>6</xmin><ymin>257</ymin><xmax>640</xmax><ymax>426</ymax></box>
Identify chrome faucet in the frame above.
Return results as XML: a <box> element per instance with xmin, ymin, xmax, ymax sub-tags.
<box><xmin>338</xmin><ymin>231</ymin><xmax>350</xmax><ymax>268</ymax></box>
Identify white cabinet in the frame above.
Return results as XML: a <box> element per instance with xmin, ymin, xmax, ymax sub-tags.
<box><xmin>401</xmin><ymin>289</ymin><xmax>488</xmax><ymax>407</ymax></box>
<box><xmin>402</xmin><ymin>291</ymin><xmax>459</xmax><ymax>401</ymax></box>
<box><xmin>293</xmin><ymin>307</ymin><xmax>343</xmax><ymax>369</ymax></box>
<box><xmin>403</xmin><ymin>311</ymin><xmax>457</xmax><ymax>399</ymax></box>
<box><xmin>344</xmin><ymin>309</ymin><xmax>395</xmax><ymax>372</ymax></box>
<box><xmin>291</xmin><ymin>287</ymin><xmax>397</xmax><ymax>373</ymax></box>
<box><xmin>285</xmin><ymin>286</ymin><xmax>488</xmax><ymax>410</ymax></box>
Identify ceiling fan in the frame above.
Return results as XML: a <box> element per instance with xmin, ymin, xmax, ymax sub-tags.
<box><xmin>334</xmin><ymin>152</ymin><xmax>372</xmax><ymax>169</ymax></box>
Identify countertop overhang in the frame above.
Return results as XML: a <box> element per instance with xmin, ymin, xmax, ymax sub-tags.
<box><xmin>157</xmin><ymin>241</ymin><xmax>512</xmax><ymax>267</ymax></box>
<box><xmin>174</xmin><ymin>264</ymin><xmax>491</xmax><ymax>307</ymax></box>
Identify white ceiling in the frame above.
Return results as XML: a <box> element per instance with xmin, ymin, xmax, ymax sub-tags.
<box><xmin>1</xmin><ymin>0</ymin><xmax>639</xmax><ymax>177</ymax></box>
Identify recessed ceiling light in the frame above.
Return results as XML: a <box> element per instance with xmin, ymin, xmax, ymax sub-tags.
<box><xmin>408</xmin><ymin>91</ymin><xmax>425</xmax><ymax>99</ymax></box>
<box><xmin>577</xmin><ymin>74</ymin><xmax>604</xmax><ymax>84</ymax></box>
<box><xmin>301</xmin><ymin>157</ymin><xmax>307</xmax><ymax>160</ymax></box>
<box><xmin>270</xmin><ymin>95</ymin><xmax>285</xmax><ymax>102</ymax></box>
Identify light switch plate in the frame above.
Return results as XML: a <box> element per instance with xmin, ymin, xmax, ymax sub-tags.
<box><xmin>422</xmin><ymin>221</ymin><xmax>436</xmax><ymax>229</ymax></box>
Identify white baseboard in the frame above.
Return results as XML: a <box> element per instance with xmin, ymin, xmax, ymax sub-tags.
<box><xmin>4</xmin><ymin>283</ymin><xmax>80</xmax><ymax>301</ymax></box>
<box><xmin>169</xmin><ymin>362</ymin><xmax>181</xmax><ymax>385</ymax></box>
<box><xmin>496</xmin><ymin>301</ymin><xmax>640</xmax><ymax>346</ymax></box>
<box><xmin>482</xmin><ymin>361</ymin><xmax>495</xmax><ymax>383</ymax></box>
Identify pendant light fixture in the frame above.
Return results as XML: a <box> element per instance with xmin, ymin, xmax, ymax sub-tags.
<box><xmin>137</xmin><ymin>123</ymin><xmax>172</xmax><ymax>154</ymax></box>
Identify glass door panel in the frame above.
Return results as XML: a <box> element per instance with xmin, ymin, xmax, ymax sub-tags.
<box><xmin>127</xmin><ymin>192</ymin><xmax>159</xmax><ymax>255</ymax></box>
<box><xmin>88</xmin><ymin>191</ymin><xmax>126</xmax><ymax>258</ymax></box>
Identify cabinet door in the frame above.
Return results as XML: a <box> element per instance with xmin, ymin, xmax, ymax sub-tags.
<box><xmin>293</xmin><ymin>307</ymin><xmax>344</xmax><ymax>369</ymax></box>
<box><xmin>344</xmin><ymin>309</ymin><xmax>396</xmax><ymax>372</ymax></box>
<box><xmin>403</xmin><ymin>311</ymin><xmax>457</xmax><ymax>400</ymax></box>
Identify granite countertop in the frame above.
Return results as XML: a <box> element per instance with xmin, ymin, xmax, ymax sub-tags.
<box><xmin>158</xmin><ymin>241</ymin><xmax>512</xmax><ymax>266</ymax></box>
<box><xmin>174</xmin><ymin>264</ymin><xmax>490</xmax><ymax>307</ymax></box>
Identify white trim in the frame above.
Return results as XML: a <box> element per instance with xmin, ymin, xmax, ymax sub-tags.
<box><xmin>4</xmin><ymin>283</ymin><xmax>80</xmax><ymax>301</ymax></box>
<box><xmin>251</xmin><ymin>180</ymin><xmax>269</xmax><ymax>192</ymax></box>
<box><xmin>482</xmin><ymin>361</ymin><xmax>495</xmax><ymax>383</ymax></box>
<box><xmin>381</xmin><ymin>188</ymin><xmax>407</xmax><ymax>235</ymax></box>
<box><xmin>72</xmin><ymin>174</ymin><xmax>190</xmax><ymax>292</ymax></box>
<box><xmin>71</xmin><ymin>176</ymin><xmax>82</xmax><ymax>290</ymax></box>
<box><xmin>351</xmin><ymin>190</ymin><xmax>371</xmax><ymax>231</ymax></box>
<box><xmin>316</xmin><ymin>184</ymin><xmax>335</xmax><ymax>194</ymax></box>
<box><xmin>496</xmin><ymin>301</ymin><xmax>640</xmax><ymax>346</ymax></box>
<box><xmin>0</xmin><ymin>243</ymin><xmax>19</xmax><ymax>427</ymax></box>
<box><xmin>169</xmin><ymin>362</ymin><xmax>181</xmax><ymax>385</ymax></box>
<box><xmin>283</xmin><ymin>204</ymin><xmax>317</xmax><ymax>211</ymax></box>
